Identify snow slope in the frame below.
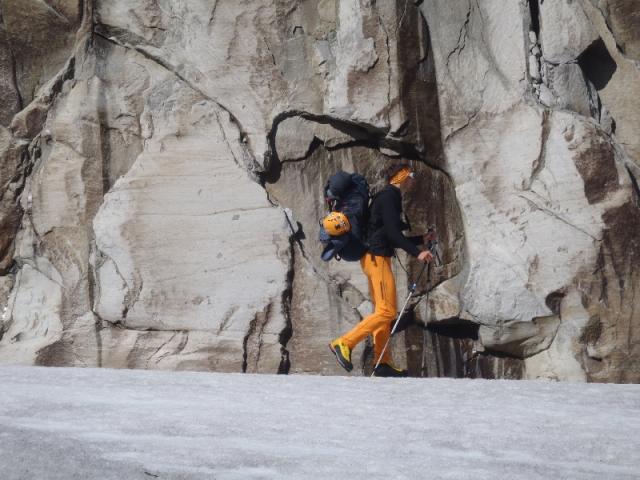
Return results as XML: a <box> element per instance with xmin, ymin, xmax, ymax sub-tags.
<box><xmin>0</xmin><ymin>366</ymin><xmax>638</xmax><ymax>479</ymax></box>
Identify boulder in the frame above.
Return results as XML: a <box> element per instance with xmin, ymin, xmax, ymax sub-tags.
<box><xmin>589</xmin><ymin>0</ymin><xmax>640</xmax><ymax>62</ymax></box>
<box><xmin>539</xmin><ymin>0</ymin><xmax>599</xmax><ymax>64</ymax></box>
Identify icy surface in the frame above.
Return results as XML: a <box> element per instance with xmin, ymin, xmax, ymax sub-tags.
<box><xmin>0</xmin><ymin>367</ymin><xmax>639</xmax><ymax>479</ymax></box>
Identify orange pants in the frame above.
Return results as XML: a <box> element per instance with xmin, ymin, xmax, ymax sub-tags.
<box><xmin>340</xmin><ymin>254</ymin><xmax>397</xmax><ymax>364</ymax></box>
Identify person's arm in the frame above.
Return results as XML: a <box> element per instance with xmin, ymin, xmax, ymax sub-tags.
<box><xmin>380</xmin><ymin>199</ymin><xmax>422</xmax><ymax>257</ymax></box>
<box><xmin>406</xmin><ymin>230</ymin><xmax>438</xmax><ymax>247</ymax></box>
<box><xmin>409</xmin><ymin>233</ymin><xmax>436</xmax><ymax>263</ymax></box>
<box><xmin>407</xmin><ymin>235</ymin><xmax>424</xmax><ymax>246</ymax></box>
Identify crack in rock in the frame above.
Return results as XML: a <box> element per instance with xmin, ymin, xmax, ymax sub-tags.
<box><xmin>93</xmin><ymin>25</ymin><xmax>257</xmax><ymax>171</ymax></box>
<box><xmin>41</xmin><ymin>0</ymin><xmax>72</xmax><ymax>25</ymax></box>
<box><xmin>443</xmin><ymin>106</ymin><xmax>481</xmax><ymax>143</ymax></box>
<box><xmin>10</xmin><ymin>54</ymin><xmax>77</xmax><ymax>140</ymax></box>
<box><xmin>216</xmin><ymin>307</ymin><xmax>237</xmax><ymax>335</ymax></box>
<box><xmin>277</xmin><ymin>230</ymin><xmax>295</xmax><ymax>374</ymax></box>
<box><xmin>91</xmin><ymin>248</ymin><xmax>142</xmax><ymax>323</ymax></box>
<box><xmin>208</xmin><ymin>0</ymin><xmax>220</xmax><ymax>26</ymax></box>
<box><xmin>371</xmin><ymin>1</ymin><xmax>392</xmax><ymax>127</ymax></box>
<box><xmin>446</xmin><ymin>0</ymin><xmax>472</xmax><ymax>67</ymax></box>
<box><xmin>242</xmin><ymin>302</ymin><xmax>273</xmax><ymax>373</ymax></box>
<box><xmin>144</xmin><ymin>330</ymin><xmax>182</xmax><ymax>365</ymax></box>
<box><xmin>8</xmin><ymin>45</ymin><xmax>24</xmax><ymax>111</ymax></box>
<box><xmin>264</xmin><ymin>109</ymin><xmax>451</xmax><ymax>180</ymax></box>
<box><xmin>518</xmin><ymin>192</ymin><xmax>599</xmax><ymax>240</ymax></box>
<box><xmin>396</xmin><ymin>0</ymin><xmax>411</xmax><ymax>37</ymax></box>
<box><xmin>523</xmin><ymin>109</ymin><xmax>551</xmax><ymax>190</ymax></box>
<box><xmin>626</xmin><ymin>165</ymin><xmax>640</xmax><ymax>207</ymax></box>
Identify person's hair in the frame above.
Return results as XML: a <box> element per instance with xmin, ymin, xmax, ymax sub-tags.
<box><xmin>383</xmin><ymin>163</ymin><xmax>411</xmax><ymax>182</ymax></box>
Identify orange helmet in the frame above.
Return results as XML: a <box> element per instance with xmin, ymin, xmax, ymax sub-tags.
<box><xmin>322</xmin><ymin>212</ymin><xmax>351</xmax><ymax>236</ymax></box>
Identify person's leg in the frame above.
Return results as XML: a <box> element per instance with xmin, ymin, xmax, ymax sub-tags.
<box><xmin>329</xmin><ymin>256</ymin><xmax>378</xmax><ymax>371</ymax></box>
<box><xmin>365</xmin><ymin>258</ymin><xmax>408</xmax><ymax>376</ymax></box>
<box><xmin>339</xmin><ymin>255</ymin><xmax>396</xmax><ymax>360</ymax></box>
<box><xmin>369</xmin><ymin>256</ymin><xmax>396</xmax><ymax>365</ymax></box>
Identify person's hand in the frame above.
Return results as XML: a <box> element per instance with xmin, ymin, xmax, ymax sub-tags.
<box><xmin>417</xmin><ymin>250</ymin><xmax>434</xmax><ymax>263</ymax></box>
<box><xmin>423</xmin><ymin>230</ymin><xmax>437</xmax><ymax>244</ymax></box>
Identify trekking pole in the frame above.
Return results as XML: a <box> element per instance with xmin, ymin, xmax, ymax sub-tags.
<box><xmin>371</xmin><ymin>240</ymin><xmax>438</xmax><ymax>377</ymax></box>
<box><xmin>420</xmin><ymin>255</ymin><xmax>438</xmax><ymax>376</ymax></box>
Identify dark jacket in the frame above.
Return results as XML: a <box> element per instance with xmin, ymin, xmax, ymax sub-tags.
<box><xmin>367</xmin><ymin>185</ymin><xmax>422</xmax><ymax>258</ymax></box>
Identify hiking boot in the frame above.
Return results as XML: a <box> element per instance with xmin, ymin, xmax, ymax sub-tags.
<box><xmin>329</xmin><ymin>339</ymin><xmax>353</xmax><ymax>372</ymax></box>
<box><xmin>373</xmin><ymin>363</ymin><xmax>408</xmax><ymax>378</ymax></box>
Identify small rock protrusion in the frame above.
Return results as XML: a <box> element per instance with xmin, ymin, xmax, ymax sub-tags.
<box><xmin>599</xmin><ymin>106</ymin><xmax>616</xmax><ymax>135</ymax></box>
<box><xmin>379</xmin><ymin>147</ymin><xmax>401</xmax><ymax>158</ymax></box>
<box><xmin>529</xmin><ymin>54</ymin><xmax>541</xmax><ymax>83</ymax></box>
<box><xmin>538</xmin><ymin>84</ymin><xmax>555</xmax><ymax>107</ymax></box>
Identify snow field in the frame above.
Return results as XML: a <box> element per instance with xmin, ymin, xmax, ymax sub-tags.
<box><xmin>0</xmin><ymin>366</ymin><xmax>638</xmax><ymax>479</ymax></box>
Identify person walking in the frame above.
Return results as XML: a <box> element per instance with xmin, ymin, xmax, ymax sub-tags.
<box><xmin>329</xmin><ymin>164</ymin><xmax>434</xmax><ymax>377</ymax></box>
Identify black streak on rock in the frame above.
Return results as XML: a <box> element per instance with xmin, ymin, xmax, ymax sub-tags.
<box><xmin>573</xmin><ymin>126</ymin><xmax>619</xmax><ymax>205</ymax></box>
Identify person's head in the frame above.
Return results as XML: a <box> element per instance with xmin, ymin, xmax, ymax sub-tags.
<box><xmin>385</xmin><ymin>164</ymin><xmax>416</xmax><ymax>193</ymax></box>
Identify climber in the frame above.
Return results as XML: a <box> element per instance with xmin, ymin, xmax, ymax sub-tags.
<box><xmin>329</xmin><ymin>164</ymin><xmax>435</xmax><ymax>377</ymax></box>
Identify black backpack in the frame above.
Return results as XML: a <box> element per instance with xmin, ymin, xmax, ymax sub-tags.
<box><xmin>319</xmin><ymin>171</ymin><xmax>370</xmax><ymax>262</ymax></box>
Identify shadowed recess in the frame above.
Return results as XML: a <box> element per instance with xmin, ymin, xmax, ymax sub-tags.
<box><xmin>578</xmin><ymin>38</ymin><xmax>617</xmax><ymax>91</ymax></box>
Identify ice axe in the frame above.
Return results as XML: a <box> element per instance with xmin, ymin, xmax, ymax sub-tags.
<box><xmin>371</xmin><ymin>233</ymin><xmax>441</xmax><ymax>377</ymax></box>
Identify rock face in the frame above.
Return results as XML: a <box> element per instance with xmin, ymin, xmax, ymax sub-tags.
<box><xmin>418</xmin><ymin>0</ymin><xmax>640</xmax><ymax>382</ymax></box>
<box><xmin>0</xmin><ymin>1</ymin><xmax>638</xmax><ymax>382</ymax></box>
